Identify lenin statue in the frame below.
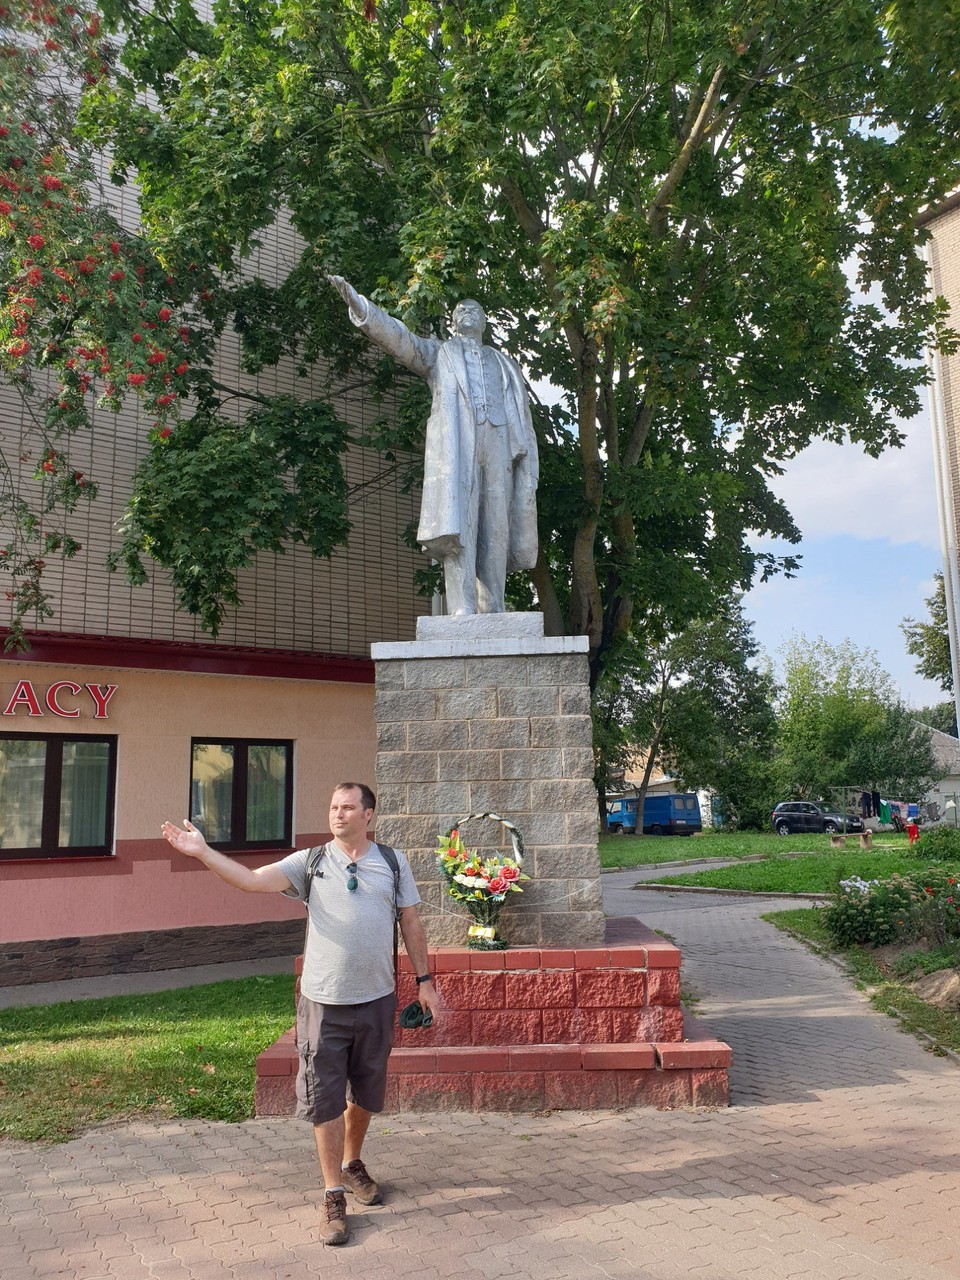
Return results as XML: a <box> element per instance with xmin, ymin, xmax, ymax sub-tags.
<box><xmin>328</xmin><ymin>276</ymin><xmax>539</xmax><ymax>616</ymax></box>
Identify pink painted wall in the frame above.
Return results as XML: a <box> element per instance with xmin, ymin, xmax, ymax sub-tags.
<box><xmin>0</xmin><ymin>661</ymin><xmax>376</xmax><ymax>942</ymax></box>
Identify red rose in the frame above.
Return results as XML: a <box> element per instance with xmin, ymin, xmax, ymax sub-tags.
<box><xmin>488</xmin><ymin>877</ymin><xmax>508</xmax><ymax>894</ymax></box>
<box><xmin>501</xmin><ymin>865</ymin><xmax>520</xmax><ymax>882</ymax></box>
<box><xmin>27</xmin><ymin>234</ymin><xmax>44</xmax><ymax>250</ymax></box>
<box><xmin>158</xmin><ymin>307</ymin><xmax>172</xmax><ymax>322</ymax></box>
<box><xmin>127</xmin><ymin>373</ymin><xmax>146</xmax><ymax>386</ymax></box>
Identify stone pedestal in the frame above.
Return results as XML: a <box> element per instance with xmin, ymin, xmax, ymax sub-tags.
<box><xmin>254</xmin><ymin>918</ymin><xmax>732</xmax><ymax>1114</ymax></box>
<box><xmin>370</xmin><ymin>613</ymin><xmax>604</xmax><ymax>948</ymax></box>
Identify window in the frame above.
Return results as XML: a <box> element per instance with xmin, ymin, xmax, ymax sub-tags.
<box><xmin>190</xmin><ymin>739</ymin><xmax>293</xmax><ymax>851</ymax></box>
<box><xmin>0</xmin><ymin>733</ymin><xmax>117</xmax><ymax>859</ymax></box>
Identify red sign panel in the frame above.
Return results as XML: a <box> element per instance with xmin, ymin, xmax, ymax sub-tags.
<box><xmin>1</xmin><ymin>679</ymin><xmax>118</xmax><ymax>719</ymax></box>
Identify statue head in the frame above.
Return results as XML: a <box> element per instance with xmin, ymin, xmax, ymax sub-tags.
<box><xmin>451</xmin><ymin>299</ymin><xmax>486</xmax><ymax>341</ymax></box>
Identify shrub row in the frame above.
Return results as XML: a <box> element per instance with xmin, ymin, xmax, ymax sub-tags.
<box><xmin>824</xmin><ymin>867</ymin><xmax>960</xmax><ymax>948</ymax></box>
<box><xmin>914</xmin><ymin>824</ymin><xmax>960</xmax><ymax>861</ymax></box>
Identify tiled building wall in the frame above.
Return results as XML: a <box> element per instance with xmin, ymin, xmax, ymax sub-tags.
<box><xmin>0</xmin><ymin>189</ymin><xmax>428</xmax><ymax>654</ymax></box>
<box><xmin>928</xmin><ymin>208</ymin><xmax>960</xmax><ymax>563</ymax></box>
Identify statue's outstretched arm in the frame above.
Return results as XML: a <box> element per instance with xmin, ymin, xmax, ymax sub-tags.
<box><xmin>327</xmin><ymin>274</ymin><xmax>436</xmax><ymax>379</ymax></box>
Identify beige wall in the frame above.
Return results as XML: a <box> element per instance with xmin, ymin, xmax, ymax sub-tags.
<box><xmin>0</xmin><ymin>661</ymin><xmax>377</xmax><ymax>941</ymax></box>
<box><xmin>928</xmin><ymin>208</ymin><xmax>960</xmax><ymax>564</ymax></box>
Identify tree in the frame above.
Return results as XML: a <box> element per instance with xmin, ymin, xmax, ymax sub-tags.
<box><xmin>4</xmin><ymin>1</ymin><xmax>960</xmax><ymax>678</ymax></box>
<box><xmin>593</xmin><ymin>599</ymin><xmax>776</xmax><ymax>829</ymax></box>
<box><xmin>913</xmin><ymin>701</ymin><xmax>958</xmax><ymax>738</ymax></box>
<box><xmin>902</xmin><ymin>572</ymin><xmax>954</xmax><ymax>694</ymax></box>
<box><xmin>774</xmin><ymin>636</ymin><xmax>940</xmax><ymax>801</ymax></box>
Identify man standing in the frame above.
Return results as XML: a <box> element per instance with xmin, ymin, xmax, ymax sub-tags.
<box><xmin>328</xmin><ymin>276</ymin><xmax>539</xmax><ymax>616</ymax></box>
<box><xmin>161</xmin><ymin>782</ymin><xmax>439</xmax><ymax>1247</ymax></box>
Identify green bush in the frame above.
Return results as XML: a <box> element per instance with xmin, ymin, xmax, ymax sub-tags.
<box><xmin>913</xmin><ymin>867</ymin><xmax>960</xmax><ymax>946</ymax></box>
<box><xmin>913</xmin><ymin>825</ymin><xmax>960</xmax><ymax>861</ymax></box>
<box><xmin>823</xmin><ymin>874</ymin><xmax>916</xmax><ymax>947</ymax></box>
<box><xmin>823</xmin><ymin>867</ymin><xmax>960</xmax><ymax>948</ymax></box>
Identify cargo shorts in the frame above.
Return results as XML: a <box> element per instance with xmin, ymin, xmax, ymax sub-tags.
<box><xmin>295</xmin><ymin>991</ymin><xmax>398</xmax><ymax>1124</ymax></box>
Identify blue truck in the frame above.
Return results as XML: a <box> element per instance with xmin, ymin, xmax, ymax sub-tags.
<box><xmin>606</xmin><ymin>792</ymin><xmax>702</xmax><ymax>836</ymax></box>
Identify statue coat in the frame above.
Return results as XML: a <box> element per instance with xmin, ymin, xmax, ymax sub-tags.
<box><xmin>349</xmin><ymin>297</ymin><xmax>539</xmax><ymax>572</ymax></box>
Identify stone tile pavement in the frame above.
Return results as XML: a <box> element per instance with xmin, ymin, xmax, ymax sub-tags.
<box><xmin>2</xmin><ymin>873</ymin><xmax>959</xmax><ymax>1280</ymax></box>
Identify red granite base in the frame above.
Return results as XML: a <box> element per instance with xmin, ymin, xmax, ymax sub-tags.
<box><xmin>255</xmin><ymin>916</ymin><xmax>731</xmax><ymax>1114</ymax></box>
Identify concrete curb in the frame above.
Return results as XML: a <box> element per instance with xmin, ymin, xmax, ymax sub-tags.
<box><xmin>636</xmin><ymin>883</ymin><xmax>830</xmax><ymax>901</ymax></box>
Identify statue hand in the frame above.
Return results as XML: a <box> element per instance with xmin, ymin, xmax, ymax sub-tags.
<box><xmin>327</xmin><ymin>274</ymin><xmax>363</xmax><ymax>314</ymax></box>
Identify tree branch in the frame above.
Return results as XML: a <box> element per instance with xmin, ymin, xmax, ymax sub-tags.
<box><xmin>647</xmin><ymin>60</ymin><xmax>726</xmax><ymax>231</ymax></box>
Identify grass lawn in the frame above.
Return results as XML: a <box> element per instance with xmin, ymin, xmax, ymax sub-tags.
<box><xmin>600</xmin><ymin>827</ymin><xmax>912</xmax><ymax>871</ymax></box>
<box><xmin>0</xmin><ymin>974</ymin><xmax>295</xmax><ymax>1142</ymax></box>
<box><xmin>598</xmin><ymin>828</ymin><xmax>897</xmax><ymax>868</ymax></box>
<box><xmin>649</xmin><ymin>850</ymin><xmax>957</xmax><ymax>895</ymax></box>
<box><xmin>764</xmin><ymin>907</ymin><xmax>960</xmax><ymax>1056</ymax></box>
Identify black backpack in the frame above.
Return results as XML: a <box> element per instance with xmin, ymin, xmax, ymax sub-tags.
<box><xmin>298</xmin><ymin>842</ymin><xmax>403</xmax><ymax>983</ymax></box>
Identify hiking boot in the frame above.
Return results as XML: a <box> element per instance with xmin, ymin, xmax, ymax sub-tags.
<box><xmin>320</xmin><ymin>1190</ymin><xmax>349</xmax><ymax>1246</ymax></box>
<box><xmin>341</xmin><ymin>1159</ymin><xmax>383</xmax><ymax>1205</ymax></box>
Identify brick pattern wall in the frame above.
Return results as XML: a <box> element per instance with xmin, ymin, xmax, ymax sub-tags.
<box><xmin>373</xmin><ymin>651</ymin><xmax>605</xmax><ymax>947</ymax></box>
<box><xmin>0</xmin><ymin>191</ymin><xmax>428</xmax><ymax>653</ymax></box>
<box><xmin>0</xmin><ymin>920</ymin><xmax>305</xmax><ymax>985</ymax></box>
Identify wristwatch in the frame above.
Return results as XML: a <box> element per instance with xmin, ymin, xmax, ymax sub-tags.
<box><xmin>415</xmin><ymin>973</ymin><xmax>432</xmax><ymax>985</ymax></box>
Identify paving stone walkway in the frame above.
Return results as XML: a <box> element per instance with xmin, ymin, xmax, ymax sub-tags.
<box><xmin>2</xmin><ymin>873</ymin><xmax>959</xmax><ymax>1280</ymax></box>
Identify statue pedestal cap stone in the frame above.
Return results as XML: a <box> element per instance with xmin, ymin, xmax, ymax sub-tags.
<box><xmin>371</xmin><ymin>612</ymin><xmax>604</xmax><ymax>948</ymax></box>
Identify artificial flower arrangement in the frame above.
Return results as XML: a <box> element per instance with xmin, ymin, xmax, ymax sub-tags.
<box><xmin>436</xmin><ymin>812</ymin><xmax>530</xmax><ymax>950</ymax></box>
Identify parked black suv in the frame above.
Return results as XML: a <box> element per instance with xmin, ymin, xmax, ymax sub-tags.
<box><xmin>770</xmin><ymin>802</ymin><xmax>864</xmax><ymax>836</ymax></box>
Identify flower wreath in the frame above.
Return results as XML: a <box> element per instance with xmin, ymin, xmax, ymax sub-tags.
<box><xmin>436</xmin><ymin>812</ymin><xmax>529</xmax><ymax>949</ymax></box>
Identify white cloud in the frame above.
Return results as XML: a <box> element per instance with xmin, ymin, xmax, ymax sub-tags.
<box><xmin>765</xmin><ymin>403</ymin><xmax>939</xmax><ymax>550</ymax></box>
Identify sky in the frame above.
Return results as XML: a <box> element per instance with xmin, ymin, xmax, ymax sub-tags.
<box><xmin>743</xmin><ymin>397</ymin><xmax>948</xmax><ymax>710</ymax></box>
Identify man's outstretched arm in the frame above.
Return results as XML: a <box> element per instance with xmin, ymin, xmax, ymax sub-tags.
<box><xmin>161</xmin><ymin>820</ymin><xmax>293</xmax><ymax>894</ymax></box>
<box><xmin>327</xmin><ymin>274</ymin><xmax>436</xmax><ymax>379</ymax></box>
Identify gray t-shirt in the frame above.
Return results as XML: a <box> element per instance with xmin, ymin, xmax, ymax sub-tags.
<box><xmin>277</xmin><ymin>841</ymin><xmax>420</xmax><ymax>1005</ymax></box>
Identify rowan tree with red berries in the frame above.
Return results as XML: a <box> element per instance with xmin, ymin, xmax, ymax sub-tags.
<box><xmin>0</xmin><ymin>0</ymin><xmax>203</xmax><ymax>644</ymax></box>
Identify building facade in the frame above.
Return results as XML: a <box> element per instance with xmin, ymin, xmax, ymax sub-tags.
<box><xmin>0</xmin><ymin>214</ymin><xmax>428</xmax><ymax>983</ymax></box>
<box><xmin>922</xmin><ymin>196</ymin><xmax>960</xmax><ymax>733</ymax></box>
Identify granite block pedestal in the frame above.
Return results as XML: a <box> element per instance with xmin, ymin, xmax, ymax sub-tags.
<box><xmin>371</xmin><ymin>612</ymin><xmax>604</xmax><ymax>947</ymax></box>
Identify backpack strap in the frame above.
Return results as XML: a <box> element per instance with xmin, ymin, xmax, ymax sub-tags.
<box><xmin>302</xmin><ymin>843</ymin><xmax>327</xmax><ymax>902</ymax></box>
<box><xmin>376</xmin><ymin>844</ymin><xmax>402</xmax><ymax>988</ymax></box>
